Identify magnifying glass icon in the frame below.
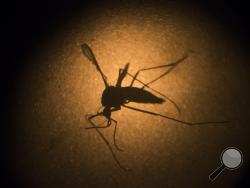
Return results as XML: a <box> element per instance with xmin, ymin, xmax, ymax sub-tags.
<box><xmin>209</xmin><ymin>147</ymin><xmax>243</xmax><ymax>181</ymax></box>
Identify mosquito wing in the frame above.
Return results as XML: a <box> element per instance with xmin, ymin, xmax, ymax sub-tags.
<box><xmin>116</xmin><ymin>63</ymin><xmax>130</xmax><ymax>87</ymax></box>
<box><xmin>125</xmin><ymin>71</ymin><xmax>181</xmax><ymax>113</ymax></box>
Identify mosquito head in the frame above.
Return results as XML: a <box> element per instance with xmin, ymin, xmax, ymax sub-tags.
<box><xmin>103</xmin><ymin>106</ymin><xmax>111</xmax><ymax>119</ymax></box>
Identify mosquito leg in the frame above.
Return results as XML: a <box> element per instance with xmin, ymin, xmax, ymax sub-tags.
<box><xmin>132</xmin><ymin>54</ymin><xmax>189</xmax><ymax>88</ymax></box>
<box><xmin>85</xmin><ymin>118</ymin><xmax>111</xmax><ymax>129</ymax></box>
<box><xmin>111</xmin><ymin>118</ymin><xmax>124</xmax><ymax>152</ymax></box>
<box><xmin>86</xmin><ymin>113</ymin><xmax>130</xmax><ymax>171</ymax></box>
<box><xmin>129</xmin><ymin>71</ymin><xmax>140</xmax><ymax>87</ymax></box>
<box><xmin>85</xmin><ymin>113</ymin><xmax>102</xmax><ymax>123</ymax></box>
<box><xmin>85</xmin><ymin>113</ymin><xmax>109</xmax><ymax>129</ymax></box>
<box><xmin>129</xmin><ymin>54</ymin><xmax>189</xmax><ymax>87</ymax></box>
<box><xmin>122</xmin><ymin>104</ymin><xmax>230</xmax><ymax>126</ymax></box>
<box><xmin>85</xmin><ymin>123</ymin><xmax>111</xmax><ymax>129</ymax></box>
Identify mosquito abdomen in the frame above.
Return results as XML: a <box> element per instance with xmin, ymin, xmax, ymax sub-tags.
<box><xmin>122</xmin><ymin>87</ymin><xmax>165</xmax><ymax>104</ymax></box>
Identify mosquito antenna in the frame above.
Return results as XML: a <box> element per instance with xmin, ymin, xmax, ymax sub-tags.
<box><xmin>81</xmin><ymin>43</ymin><xmax>109</xmax><ymax>88</ymax></box>
<box><xmin>86</xmin><ymin>114</ymin><xmax>131</xmax><ymax>171</ymax></box>
<box><xmin>122</xmin><ymin>104</ymin><xmax>230</xmax><ymax>126</ymax></box>
<box><xmin>125</xmin><ymin>71</ymin><xmax>181</xmax><ymax>113</ymax></box>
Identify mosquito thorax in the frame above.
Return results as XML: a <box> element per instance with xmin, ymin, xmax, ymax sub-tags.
<box><xmin>101</xmin><ymin>86</ymin><xmax>124</xmax><ymax>107</ymax></box>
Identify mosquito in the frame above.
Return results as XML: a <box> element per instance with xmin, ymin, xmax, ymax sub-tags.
<box><xmin>81</xmin><ymin>43</ymin><xmax>229</xmax><ymax>171</ymax></box>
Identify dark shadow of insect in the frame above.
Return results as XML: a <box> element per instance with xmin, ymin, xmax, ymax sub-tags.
<box><xmin>80</xmin><ymin>43</ymin><xmax>229</xmax><ymax>171</ymax></box>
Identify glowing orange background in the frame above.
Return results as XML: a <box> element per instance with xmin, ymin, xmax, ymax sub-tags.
<box><xmin>8</xmin><ymin>2</ymin><xmax>250</xmax><ymax>188</ymax></box>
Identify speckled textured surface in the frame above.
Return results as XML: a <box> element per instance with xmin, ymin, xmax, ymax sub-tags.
<box><xmin>7</xmin><ymin>1</ymin><xmax>250</xmax><ymax>188</ymax></box>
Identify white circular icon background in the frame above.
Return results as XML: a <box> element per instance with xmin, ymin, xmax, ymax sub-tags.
<box><xmin>222</xmin><ymin>148</ymin><xmax>242</xmax><ymax>169</ymax></box>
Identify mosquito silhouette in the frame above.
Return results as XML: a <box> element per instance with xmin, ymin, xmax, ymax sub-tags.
<box><xmin>81</xmin><ymin>43</ymin><xmax>229</xmax><ymax>171</ymax></box>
